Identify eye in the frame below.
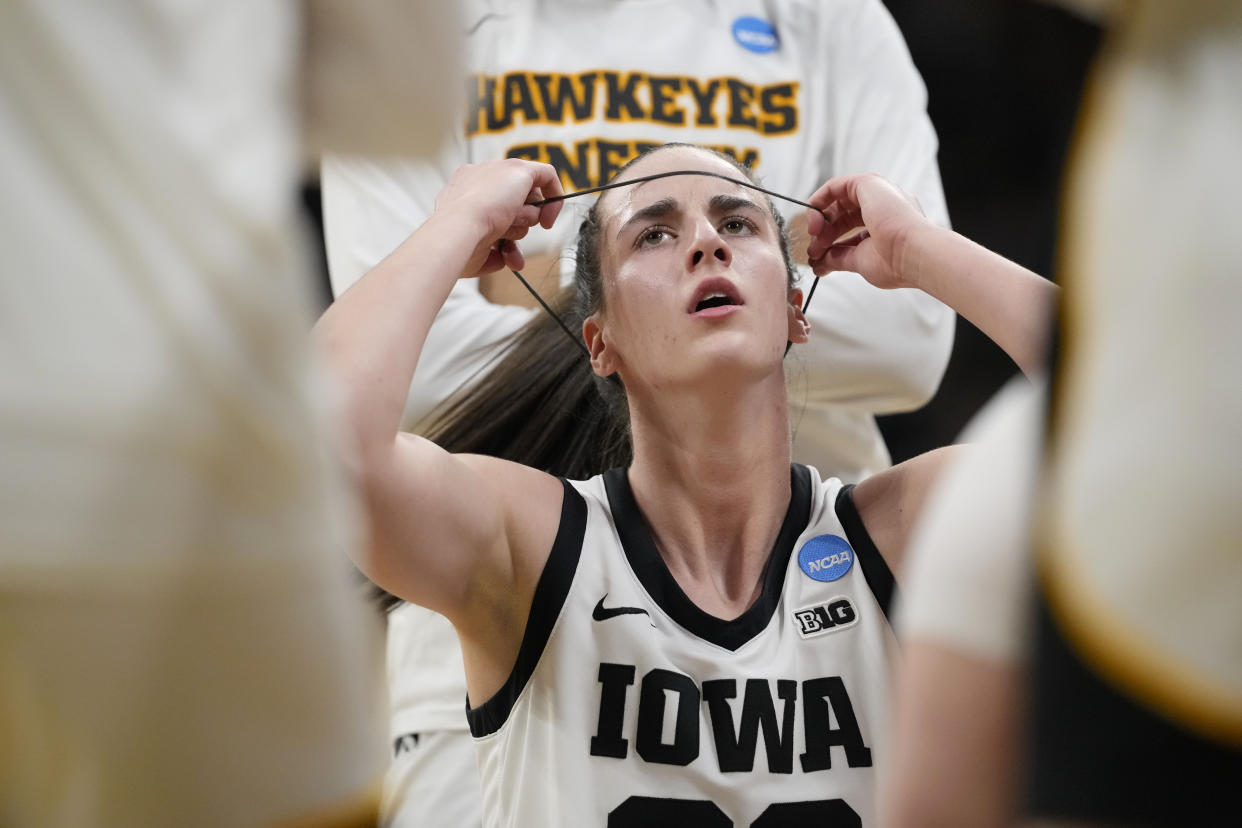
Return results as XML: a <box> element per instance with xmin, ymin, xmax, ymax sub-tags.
<box><xmin>719</xmin><ymin>216</ymin><xmax>757</xmax><ymax>235</ymax></box>
<box><xmin>636</xmin><ymin>227</ymin><xmax>673</xmax><ymax>248</ymax></box>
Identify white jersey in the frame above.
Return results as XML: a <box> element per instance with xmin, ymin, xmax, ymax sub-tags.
<box><xmin>470</xmin><ymin>465</ymin><xmax>897</xmax><ymax>827</ymax></box>
<box><xmin>1038</xmin><ymin>0</ymin><xmax>1242</xmax><ymax>742</ymax></box>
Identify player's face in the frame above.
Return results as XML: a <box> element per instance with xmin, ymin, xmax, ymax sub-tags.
<box><xmin>584</xmin><ymin>147</ymin><xmax>806</xmax><ymax>395</ymax></box>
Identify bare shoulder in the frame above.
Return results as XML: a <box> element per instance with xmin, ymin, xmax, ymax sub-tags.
<box><xmin>851</xmin><ymin>445</ymin><xmax>961</xmax><ymax>577</ymax></box>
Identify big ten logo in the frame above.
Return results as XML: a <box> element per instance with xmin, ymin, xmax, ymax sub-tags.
<box><xmin>792</xmin><ymin>599</ymin><xmax>857</xmax><ymax>640</ymax></box>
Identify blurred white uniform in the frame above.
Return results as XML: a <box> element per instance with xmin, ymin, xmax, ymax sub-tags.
<box><xmin>322</xmin><ymin>1</ymin><xmax>952</xmax><ymax>825</ymax></box>
<box><xmin>1031</xmin><ymin>0</ymin><xmax>1242</xmax><ymax>792</ymax></box>
<box><xmin>889</xmin><ymin>2</ymin><xmax>1242</xmax><ymax>822</ymax></box>
<box><xmin>896</xmin><ymin>377</ymin><xmax>1042</xmax><ymax>664</ymax></box>
<box><xmin>0</xmin><ymin>2</ymin><xmax>460</xmax><ymax>826</ymax></box>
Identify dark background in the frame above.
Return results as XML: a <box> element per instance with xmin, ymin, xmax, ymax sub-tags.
<box><xmin>302</xmin><ymin>1</ymin><xmax>1103</xmax><ymax>463</ymax></box>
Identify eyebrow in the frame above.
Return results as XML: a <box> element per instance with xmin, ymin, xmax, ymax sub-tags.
<box><xmin>709</xmin><ymin>194</ymin><xmax>763</xmax><ymax>216</ymax></box>
<box><xmin>615</xmin><ymin>193</ymin><xmax>766</xmax><ymax>240</ymax></box>
<box><xmin>616</xmin><ymin>197</ymin><xmax>679</xmax><ymax>239</ymax></box>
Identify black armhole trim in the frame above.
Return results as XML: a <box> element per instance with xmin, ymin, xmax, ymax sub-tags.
<box><xmin>603</xmin><ymin>464</ymin><xmax>812</xmax><ymax>651</ymax></box>
<box><xmin>466</xmin><ymin>479</ymin><xmax>588</xmax><ymax>738</ymax></box>
<box><xmin>835</xmin><ymin>483</ymin><xmax>898</xmax><ymax>622</ymax></box>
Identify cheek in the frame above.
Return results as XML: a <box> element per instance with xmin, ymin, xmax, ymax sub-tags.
<box><xmin>609</xmin><ymin>264</ymin><xmax>670</xmax><ymax>317</ymax></box>
<box><xmin>607</xmin><ymin>272</ymin><xmax>685</xmax><ymax>352</ymax></box>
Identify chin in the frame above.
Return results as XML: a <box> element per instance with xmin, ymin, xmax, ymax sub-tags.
<box><xmin>681</xmin><ymin>334</ymin><xmax>786</xmax><ymax>384</ymax></box>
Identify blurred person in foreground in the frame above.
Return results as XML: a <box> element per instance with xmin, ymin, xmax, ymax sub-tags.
<box><xmin>0</xmin><ymin>2</ymin><xmax>461</xmax><ymax>825</ymax></box>
<box><xmin>879</xmin><ymin>2</ymin><xmax>1242</xmax><ymax>825</ymax></box>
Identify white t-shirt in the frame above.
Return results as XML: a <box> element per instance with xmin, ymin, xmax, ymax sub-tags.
<box><xmin>1039</xmin><ymin>0</ymin><xmax>1242</xmax><ymax>731</ymax></box>
<box><xmin>0</xmin><ymin>2</ymin><xmax>461</xmax><ymax>824</ymax></box>
<box><xmin>472</xmin><ymin>465</ymin><xmax>897</xmax><ymax>827</ymax></box>
<box><xmin>896</xmin><ymin>377</ymin><xmax>1043</xmax><ymax>663</ymax></box>
<box><xmin>323</xmin><ymin>0</ymin><xmax>953</xmax><ymax>747</ymax></box>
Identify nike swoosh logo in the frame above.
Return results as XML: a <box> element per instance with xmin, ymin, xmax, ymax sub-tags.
<box><xmin>593</xmin><ymin>594</ymin><xmax>651</xmax><ymax>622</ymax></box>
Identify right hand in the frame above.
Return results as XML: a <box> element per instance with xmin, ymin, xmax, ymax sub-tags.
<box><xmin>433</xmin><ymin>159</ymin><xmax>564</xmax><ymax>278</ymax></box>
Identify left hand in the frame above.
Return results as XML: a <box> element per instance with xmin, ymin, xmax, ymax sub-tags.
<box><xmin>804</xmin><ymin>174</ymin><xmax>932</xmax><ymax>290</ymax></box>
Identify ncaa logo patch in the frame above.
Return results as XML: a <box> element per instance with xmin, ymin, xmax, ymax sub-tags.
<box><xmin>731</xmin><ymin>16</ymin><xmax>779</xmax><ymax>53</ymax></box>
<box><xmin>793</xmin><ymin>598</ymin><xmax>858</xmax><ymax>639</ymax></box>
<box><xmin>798</xmin><ymin>534</ymin><xmax>854</xmax><ymax>582</ymax></box>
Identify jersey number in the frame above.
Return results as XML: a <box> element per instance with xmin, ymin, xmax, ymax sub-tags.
<box><xmin>608</xmin><ymin>795</ymin><xmax>861</xmax><ymax>827</ymax></box>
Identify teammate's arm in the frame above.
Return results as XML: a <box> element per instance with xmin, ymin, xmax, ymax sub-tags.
<box><xmin>314</xmin><ymin>160</ymin><xmax>565</xmax><ymax>626</ymax></box>
<box><xmin>794</xmin><ymin>0</ymin><xmax>955</xmax><ymax>412</ymax></box>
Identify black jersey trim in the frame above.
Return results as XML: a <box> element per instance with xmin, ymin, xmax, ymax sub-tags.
<box><xmin>602</xmin><ymin>463</ymin><xmax>812</xmax><ymax>651</ymax></box>
<box><xmin>465</xmin><ymin>478</ymin><xmax>588</xmax><ymax>738</ymax></box>
<box><xmin>834</xmin><ymin>483</ymin><xmax>897</xmax><ymax>621</ymax></box>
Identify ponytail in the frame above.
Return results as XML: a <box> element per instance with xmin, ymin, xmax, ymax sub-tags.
<box><xmin>423</xmin><ymin>284</ymin><xmax>631</xmax><ymax>476</ymax></box>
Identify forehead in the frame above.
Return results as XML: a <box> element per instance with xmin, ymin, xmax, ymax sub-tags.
<box><xmin>599</xmin><ymin>147</ymin><xmax>761</xmax><ymax>229</ymax></box>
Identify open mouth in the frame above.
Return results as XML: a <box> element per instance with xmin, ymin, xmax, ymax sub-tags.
<box><xmin>695</xmin><ymin>293</ymin><xmax>738</xmax><ymax>312</ymax></box>
<box><xmin>688</xmin><ymin>278</ymin><xmax>743</xmax><ymax>315</ymax></box>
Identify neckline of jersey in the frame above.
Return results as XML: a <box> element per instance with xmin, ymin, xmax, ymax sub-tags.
<box><xmin>601</xmin><ymin>463</ymin><xmax>812</xmax><ymax>651</ymax></box>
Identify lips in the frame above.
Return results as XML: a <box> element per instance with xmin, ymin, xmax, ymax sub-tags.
<box><xmin>687</xmin><ymin>277</ymin><xmax>743</xmax><ymax>315</ymax></box>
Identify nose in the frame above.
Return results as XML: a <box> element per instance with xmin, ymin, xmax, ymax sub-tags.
<box><xmin>687</xmin><ymin>218</ymin><xmax>731</xmax><ymax>270</ymax></box>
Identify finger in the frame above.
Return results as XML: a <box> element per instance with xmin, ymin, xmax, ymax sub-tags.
<box><xmin>527</xmin><ymin>162</ymin><xmax>564</xmax><ymax>201</ymax></box>
<box><xmin>500</xmin><ymin>239</ymin><xmax>526</xmax><ymax>272</ymax></box>
<box><xmin>836</xmin><ymin>229</ymin><xmax>870</xmax><ymax>246</ymax></box>
<box><xmin>514</xmin><ymin>203</ymin><xmax>541</xmax><ymax>228</ymax></box>
<box><xmin>806</xmin><ymin>174</ymin><xmax>862</xmax><ymax>212</ymax></box>
<box><xmin>475</xmin><ymin>246</ymin><xmax>506</xmax><ymax>276</ymax></box>
<box><xmin>806</xmin><ymin>207</ymin><xmax>826</xmax><ymax>239</ymax></box>
<box><xmin>810</xmin><ymin>240</ymin><xmax>863</xmax><ymax>277</ymax></box>
<box><xmin>806</xmin><ymin>204</ymin><xmax>840</xmax><ymax>257</ymax></box>
<box><xmin>502</xmin><ymin>221</ymin><xmax>532</xmax><ymax>241</ymax></box>
<box><xmin>806</xmin><ymin>209</ymin><xmax>862</xmax><ymax>261</ymax></box>
<box><xmin>531</xmin><ymin>180</ymin><xmax>565</xmax><ymax>229</ymax></box>
<box><xmin>525</xmin><ymin>163</ymin><xmax>564</xmax><ymax>230</ymax></box>
<box><xmin>825</xmin><ymin>210</ymin><xmax>864</xmax><ymax>244</ymax></box>
<box><xmin>538</xmin><ymin>198</ymin><xmax>563</xmax><ymax>230</ymax></box>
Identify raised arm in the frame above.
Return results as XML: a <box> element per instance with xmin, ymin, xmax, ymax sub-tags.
<box><xmin>806</xmin><ymin>173</ymin><xmax>1057</xmax><ymax>378</ymax></box>
<box><xmin>313</xmin><ymin>160</ymin><xmax>565</xmax><ymax>636</ymax></box>
<box><xmin>793</xmin><ymin>0</ymin><xmax>955</xmax><ymax>413</ymax></box>
<box><xmin>811</xmin><ymin>173</ymin><xmax>1057</xmax><ymax>573</ymax></box>
<box><xmin>321</xmin><ymin>152</ymin><xmax>543</xmax><ymax>432</ymax></box>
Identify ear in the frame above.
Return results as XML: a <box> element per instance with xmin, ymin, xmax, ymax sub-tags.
<box><xmin>582</xmin><ymin>313</ymin><xmax>619</xmax><ymax>377</ymax></box>
<box><xmin>787</xmin><ymin>288</ymin><xmax>810</xmax><ymax>344</ymax></box>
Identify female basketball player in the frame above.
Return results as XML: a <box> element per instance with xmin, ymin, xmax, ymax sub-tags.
<box><xmin>316</xmin><ymin>144</ymin><xmax>1053</xmax><ymax>827</ymax></box>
